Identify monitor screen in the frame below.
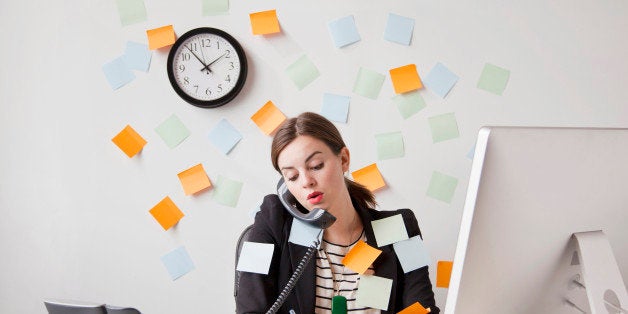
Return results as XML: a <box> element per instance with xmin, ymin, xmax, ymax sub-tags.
<box><xmin>445</xmin><ymin>127</ymin><xmax>628</xmax><ymax>313</ymax></box>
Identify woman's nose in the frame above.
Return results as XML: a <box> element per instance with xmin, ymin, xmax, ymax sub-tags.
<box><xmin>301</xmin><ymin>173</ymin><xmax>316</xmax><ymax>188</ymax></box>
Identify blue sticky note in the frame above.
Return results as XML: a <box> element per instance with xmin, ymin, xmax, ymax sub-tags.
<box><xmin>288</xmin><ymin>219</ymin><xmax>323</xmax><ymax>247</ymax></box>
<box><xmin>102</xmin><ymin>56</ymin><xmax>135</xmax><ymax>90</ymax></box>
<box><xmin>123</xmin><ymin>41</ymin><xmax>152</xmax><ymax>72</ymax></box>
<box><xmin>384</xmin><ymin>13</ymin><xmax>415</xmax><ymax>46</ymax></box>
<box><xmin>424</xmin><ymin>62</ymin><xmax>459</xmax><ymax>98</ymax></box>
<box><xmin>160</xmin><ymin>246</ymin><xmax>195</xmax><ymax>281</ymax></box>
<box><xmin>327</xmin><ymin>15</ymin><xmax>361</xmax><ymax>48</ymax></box>
<box><xmin>467</xmin><ymin>144</ymin><xmax>476</xmax><ymax>160</ymax></box>
<box><xmin>208</xmin><ymin>118</ymin><xmax>242</xmax><ymax>155</ymax></box>
<box><xmin>393</xmin><ymin>235</ymin><xmax>431</xmax><ymax>273</ymax></box>
<box><xmin>236</xmin><ymin>242</ymin><xmax>274</xmax><ymax>274</ymax></box>
<box><xmin>321</xmin><ymin>93</ymin><xmax>350</xmax><ymax>123</ymax></box>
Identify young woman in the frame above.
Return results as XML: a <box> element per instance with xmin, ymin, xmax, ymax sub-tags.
<box><xmin>236</xmin><ymin>112</ymin><xmax>439</xmax><ymax>314</ymax></box>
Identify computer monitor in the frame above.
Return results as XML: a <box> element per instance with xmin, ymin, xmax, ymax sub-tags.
<box><xmin>445</xmin><ymin>127</ymin><xmax>628</xmax><ymax>313</ymax></box>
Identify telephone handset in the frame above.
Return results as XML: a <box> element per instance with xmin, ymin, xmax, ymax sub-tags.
<box><xmin>276</xmin><ymin>177</ymin><xmax>336</xmax><ymax>229</ymax></box>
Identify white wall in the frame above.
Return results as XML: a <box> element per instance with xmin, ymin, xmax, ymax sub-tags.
<box><xmin>1</xmin><ymin>0</ymin><xmax>628</xmax><ymax>313</ymax></box>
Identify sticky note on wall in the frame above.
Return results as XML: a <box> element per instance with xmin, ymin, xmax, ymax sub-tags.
<box><xmin>146</xmin><ymin>25</ymin><xmax>176</xmax><ymax>50</ymax></box>
<box><xmin>477</xmin><ymin>63</ymin><xmax>510</xmax><ymax>95</ymax></box>
<box><xmin>161</xmin><ymin>246</ymin><xmax>195</xmax><ymax>280</ymax></box>
<box><xmin>149</xmin><ymin>196</ymin><xmax>184</xmax><ymax>231</ymax></box>
<box><xmin>178</xmin><ymin>164</ymin><xmax>212</xmax><ymax>195</ymax></box>
<box><xmin>115</xmin><ymin>0</ymin><xmax>147</xmax><ymax>26</ymax></box>
<box><xmin>375</xmin><ymin>131</ymin><xmax>404</xmax><ymax>160</ymax></box>
<box><xmin>286</xmin><ymin>55</ymin><xmax>320</xmax><ymax>90</ymax></box>
<box><xmin>428</xmin><ymin>112</ymin><xmax>459</xmax><ymax>143</ymax></box>
<box><xmin>249</xmin><ymin>10</ymin><xmax>281</xmax><ymax>35</ymax></box>
<box><xmin>426</xmin><ymin>171</ymin><xmax>458</xmax><ymax>203</ymax></box>
<box><xmin>342</xmin><ymin>240</ymin><xmax>382</xmax><ymax>274</ymax></box>
<box><xmin>437</xmin><ymin>260</ymin><xmax>454</xmax><ymax>288</ymax></box>
<box><xmin>208</xmin><ymin>119</ymin><xmax>242</xmax><ymax>155</ymax></box>
<box><xmin>327</xmin><ymin>15</ymin><xmax>361</xmax><ymax>48</ymax></box>
<box><xmin>111</xmin><ymin>125</ymin><xmax>146</xmax><ymax>158</ymax></box>
<box><xmin>351</xmin><ymin>163</ymin><xmax>386</xmax><ymax>192</ymax></box>
<box><xmin>353</xmin><ymin>67</ymin><xmax>385</xmax><ymax>100</ymax></box>
<box><xmin>213</xmin><ymin>175</ymin><xmax>243</xmax><ymax>207</ymax></box>
<box><xmin>392</xmin><ymin>91</ymin><xmax>426</xmax><ymax>120</ymax></box>
<box><xmin>390</xmin><ymin>64</ymin><xmax>422</xmax><ymax>94</ymax></box>
<box><xmin>155</xmin><ymin>114</ymin><xmax>190</xmax><ymax>149</ymax></box>
<box><xmin>251</xmin><ymin>101</ymin><xmax>286</xmax><ymax>135</ymax></box>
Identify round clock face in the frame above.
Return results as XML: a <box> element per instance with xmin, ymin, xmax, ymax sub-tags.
<box><xmin>167</xmin><ymin>28</ymin><xmax>247</xmax><ymax>108</ymax></box>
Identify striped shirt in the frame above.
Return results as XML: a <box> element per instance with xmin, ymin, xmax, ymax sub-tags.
<box><xmin>314</xmin><ymin>231</ymin><xmax>381</xmax><ymax>313</ymax></box>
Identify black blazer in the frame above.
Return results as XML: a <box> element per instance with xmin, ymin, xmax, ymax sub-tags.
<box><xmin>236</xmin><ymin>194</ymin><xmax>439</xmax><ymax>314</ymax></box>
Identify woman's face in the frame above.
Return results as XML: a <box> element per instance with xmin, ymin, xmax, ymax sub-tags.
<box><xmin>277</xmin><ymin>135</ymin><xmax>349</xmax><ymax>213</ymax></box>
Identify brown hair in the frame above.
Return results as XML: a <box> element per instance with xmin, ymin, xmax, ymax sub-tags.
<box><xmin>271</xmin><ymin>112</ymin><xmax>376</xmax><ymax>209</ymax></box>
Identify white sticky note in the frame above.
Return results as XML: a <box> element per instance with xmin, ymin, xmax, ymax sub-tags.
<box><xmin>123</xmin><ymin>41</ymin><xmax>152</xmax><ymax>72</ymax></box>
<box><xmin>384</xmin><ymin>13</ymin><xmax>414</xmax><ymax>46</ymax></box>
<box><xmin>321</xmin><ymin>93</ymin><xmax>350</xmax><ymax>123</ymax></box>
<box><xmin>356</xmin><ymin>274</ymin><xmax>393</xmax><ymax>310</ymax></box>
<box><xmin>371</xmin><ymin>214</ymin><xmax>409</xmax><ymax>247</ymax></box>
<box><xmin>208</xmin><ymin>118</ymin><xmax>242</xmax><ymax>155</ymax></box>
<box><xmin>288</xmin><ymin>218</ymin><xmax>323</xmax><ymax>247</ymax></box>
<box><xmin>327</xmin><ymin>15</ymin><xmax>361</xmax><ymax>48</ymax></box>
<box><xmin>393</xmin><ymin>235</ymin><xmax>431</xmax><ymax>273</ymax></box>
<box><xmin>236</xmin><ymin>242</ymin><xmax>274</xmax><ymax>275</ymax></box>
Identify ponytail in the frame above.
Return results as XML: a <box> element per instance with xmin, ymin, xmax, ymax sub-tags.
<box><xmin>345</xmin><ymin>178</ymin><xmax>377</xmax><ymax>209</ymax></box>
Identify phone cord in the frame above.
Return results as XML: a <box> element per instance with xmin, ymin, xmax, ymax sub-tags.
<box><xmin>265</xmin><ymin>234</ymin><xmax>322</xmax><ymax>314</ymax></box>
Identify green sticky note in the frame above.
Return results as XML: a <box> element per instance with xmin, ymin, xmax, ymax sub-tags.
<box><xmin>356</xmin><ymin>274</ymin><xmax>393</xmax><ymax>310</ymax></box>
<box><xmin>353</xmin><ymin>67</ymin><xmax>385</xmax><ymax>100</ymax></box>
<box><xmin>155</xmin><ymin>114</ymin><xmax>191</xmax><ymax>149</ymax></box>
<box><xmin>426</xmin><ymin>171</ymin><xmax>458</xmax><ymax>203</ymax></box>
<box><xmin>392</xmin><ymin>91</ymin><xmax>426</xmax><ymax>119</ymax></box>
<box><xmin>286</xmin><ymin>55</ymin><xmax>320</xmax><ymax>90</ymax></box>
<box><xmin>213</xmin><ymin>175</ymin><xmax>243</xmax><ymax>207</ymax></box>
<box><xmin>428</xmin><ymin>112</ymin><xmax>459</xmax><ymax>143</ymax></box>
<box><xmin>477</xmin><ymin>63</ymin><xmax>510</xmax><ymax>95</ymax></box>
<box><xmin>115</xmin><ymin>0</ymin><xmax>147</xmax><ymax>26</ymax></box>
<box><xmin>371</xmin><ymin>214</ymin><xmax>409</xmax><ymax>247</ymax></box>
<box><xmin>202</xmin><ymin>0</ymin><xmax>229</xmax><ymax>16</ymax></box>
<box><xmin>375</xmin><ymin>131</ymin><xmax>404</xmax><ymax>160</ymax></box>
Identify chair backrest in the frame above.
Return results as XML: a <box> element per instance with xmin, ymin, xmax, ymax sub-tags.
<box><xmin>105</xmin><ymin>305</ymin><xmax>141</xmax><ymax>314</ymax></box>
<box><xmin>234</xmin><ymin>224</ymin><xmax>254</xmax><ymax>298</ymax></box>
<box><xmin>44</xmin><ymin>300</ymin><xmax>106</xmax><ymax>314</ymax></box>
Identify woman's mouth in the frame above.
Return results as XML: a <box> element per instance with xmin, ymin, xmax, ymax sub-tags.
<box><xmin>307</xmin><ymin>191</ymin><xmax>324</xmax><ymax>205</ymax></box>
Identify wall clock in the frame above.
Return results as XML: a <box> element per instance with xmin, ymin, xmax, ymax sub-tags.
<box><xmin>167</xmin><ymin>27</ymin><xmax>248</xmax><ymax>108</ymax></box>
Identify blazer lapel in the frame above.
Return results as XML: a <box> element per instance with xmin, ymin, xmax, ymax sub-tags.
<box><xmin>288</xmin><ymin>241</ymin><xmax>316</xmax><ymax>314</ymax></box>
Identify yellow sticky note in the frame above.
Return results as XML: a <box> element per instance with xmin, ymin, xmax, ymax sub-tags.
<box><xmin>251</xmin><ymin>101</ymin><xmax>287</xmax><ymax>135</ymax></box>
<box><xmin>398</xmin><ymin>302</ymin><xmax>431</xmax><ymax>314</ymax></box>
<box><xmin>149</xmin><ymin>196</ymin><xmax>184</xmax><ymax>230</ymax></box>
<box><xmin>111</xmin><ymin>125</ymin><xmax>147</xmax><ymax>158</ymax></box>
<box><xmin>436</xmin><ymin>260</ymin><xmax>453</xmax><ymax>288</ymax></box>
<box><xmin>342</xmin><ymin>240</ymin><xmax>382</xmax><ymax>274</ymax></box>
<box><xmin>249</xmin><ymin>10</ymin><xmax>281</xmax><ymax>35</ymax></box>
<box><xmin>146</xmin><ymin>25</ymin><xmax>176</xmax><ymax>50</ymax></box>
<box><xmin>351</xmin><ymin>163</ymin><xmax>386</xmax><ymax>192</ymax></box>
<box><xmin>390</xmin><ymin>64</ymin><xmax>422</xmax><ymax>94</ymax></box>
<box><xmin>178</xmin><ymin>164</ymin><xmax>212</xmax><ymax>195</ymax></box>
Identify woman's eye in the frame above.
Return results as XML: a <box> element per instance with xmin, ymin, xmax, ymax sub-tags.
<box><xmin>311</xmin><ymin>163</ymin><xmax>324</xmax><ymax>170</ymax></box>
<box><xmin>287</xmin><ymin>175</ymin><xmax>298</xmax><ymax>182</ymax></box>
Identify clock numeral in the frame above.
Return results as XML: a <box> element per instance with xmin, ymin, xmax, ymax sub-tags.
<box><xmin>217</xmin><ymin>84</ymin><xmax>223</xmax><ymax>93</ymax></box>
<box><xmin>190</xmin><ymin>43</ymin><xmax>198</xmax><ymax>51</ymax></box>
<box><xmin>225</xmin><ymin>50</ymin><xmax>231</xmax><ymax>58</ymax></box>
<box><xmin>202</xmin><ymin>39</ymin><xmax>210</xmax><ymax>47</ymax></box>
<box><xmin>182</xmin><ymin>53</ymin><xmax>190</xmax><ymax>61</ymax></box>
<box><xmin>183</xmin><ymin>77</ymin><xmax>189</xmax><ymax>85</ymax></box>
<box><xmin>225</xmin><ymin>75</ymin><xmax>231</xmax><ymax>83</ymax></box>
<box><xmin>205</xmin><ymin>88</ymin><xmax>212</xmax><ymax>96</ymax></box>
<box><xmin>217</xmin><ymin>41</ymin><xmax>220</xmax><ymax>50</ymax></box>
<box><xmin>229</xmin><ymin>62</ymin><xmax>234</xmax><ymax>70</ymax></box>
<box><xmin>193</xmin><ymin>85</ymin><xmax>199</xmax><ymax>94</ymax></box>
<box><xmin>179</xmin><ymin>64</ymin><xmax>185</xmax><ymax>72</ymax></box>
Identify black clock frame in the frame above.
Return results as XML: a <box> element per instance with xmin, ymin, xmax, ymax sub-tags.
<box><xmin>167</xmin><ymin>27</ymin><xmax>248</xmax><ymax>108</ymax></box>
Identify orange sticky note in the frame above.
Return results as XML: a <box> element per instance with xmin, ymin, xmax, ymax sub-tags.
<box><xmin>178</xmin><ymin>164</ymin><xmax>212</xmax><ymax>195</ymax></box>
<box><xmin>146</xmin><ymin>25</ymin><xmax>176</xmax><ymax>50</ymax></box>
<box><xmin>111</xmin><ymin>125</ymin><xmax>147</xmax><ymax>158</ymax></box>
<box><xmin>249</xmin><ymin>10</ymin><xmax>281</xmax><ymax>35</ymax></box>
<box><xmin>390</xmin><ymin>64</ymin><xmax>423</xmax><ymax>94</ymax></box>
<box><xmin>342</xmin><ymin>240</ymin><xmax>382</xmax><ymax>274</ymax></box>
<box><xmin>398</xmin><ymin>302</ymin><xmax>430</xmax><ymax>314</ymax></box>
<box><xmin>149</xmin><ymin>196</ymin><xmax>184</xmax><ymax>230</ymax></box>
<box><xmin>351</xmin><ymin>163</ymin><xmax>386</xmax><ymax>192</ymax></box>
<box><xmin>251</xmin><ymin>101</ymin><xmax>287</xmax><ymax>135</ymax></box>
<box><xmin>436</xmin><ymin>260</ymin><xmax>453</xmax><ymax>288</ymax></box>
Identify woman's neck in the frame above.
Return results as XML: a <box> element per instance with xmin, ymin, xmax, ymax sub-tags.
<box><xmin>324</xmin><ymin>196</ymin><xmax>363</xmax><ymax>246</ymax></box>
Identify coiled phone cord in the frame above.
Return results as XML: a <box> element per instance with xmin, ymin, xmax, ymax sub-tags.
<box><xmin>265</xmin><ymin>230</ymin><xmax>323</xmax><ymax>314</ymax></box>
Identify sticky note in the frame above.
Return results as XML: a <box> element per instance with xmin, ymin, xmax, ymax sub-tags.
<box><xmin>371</xmin><ymin>214</ymin><xmax>408</xmax><ymax>247</ymax></box>
<box><xmin>288</xmin><ymin>218</ymin><xmax>322</xmax><ymax>247</ymax></box>
<box><xmin>437</xmin><ymin>260</ymin><xmax>453</xmax><ymax>288</ymax></box>
<box><xmin>384</xmin><ymin>13</ymin><xmax>414</xmax><ymax>46</ymax></box>
<box><xmin>428</xmin><ymin>113</ymin><xmax>459</xmax><ymax>143</ymax></box>
<box><xmin>149</xmin><ymin>196</ymin><xmax>184</xmax><ymax>231</ymax></box>
<box><xmin>477</xmin><ymin>63</ymin><xmax>510</xmax><ymax>95</ymax></box>
<box><xmin>321</xmin><ymin>93</ymin><xmax>350</xmax><ymax>123</ymax></box>
<box><xmin>426</xmin><ymin>171</ymin><xmax>458</xmax><ymax>203</ymax></box>
<box><xmin>466</xmin><ymin>144</ymin><xmax>476</xmax><ymax>160</ymax></box>
<box><xmin>390</xmin><ymin>64</ymin><xmax>422</xmax><ymax>94</ymax></box>
<box><xmin>115</xmin><ymin>0</ymin><xmax>147</xmax><ymax>26</ymax></box>
<box><xmin>102</xmin><ymin>56</ymin><xmax>135</xmax><ymax>90</ymax></box>
<box><xmin>353</xmin><ymin>67</ymin><xmax>385</xmax><ymax>100</ymax></box>
<box><xmin>286</xmin><ymin>55</ymin><xmax>320</xmax><ymax>90</ymax></box>
<box><xmin>161</xmin><ymin>246</ymin><xmax>195</xmax><ymax>280</ymax></box>
<box><xmin>202</xmin><ymin>0</ymin><xmax>228</xmax><ymax>16</ymax></box>
<box><xmin>123</xmin><ymin>41</ymin><xmax>151</xmax><ymax>72</ymax></box>
<box><xmin>342</xmin><ymin>240</ymin><xmax>382</xmax><ymax>274</ymax></box>
<box><xmin>146</xmin><ymin>25</ymin><xmax>176</xmax><ymax>50</ymax></box>
<box><xmin>356</xmin><ymin>274</ymin><xmax>393</xmax><ymax>310</ymax></box>
<box><xmin>327</xmin><ymin>15</ymin><xmax>361</xmax><ymax>48</ymax></box>
<box><xmin>111</xmin><ymin>125</ymin><xmax>146</xmax><ymax>158</ymax></box>
<box><xmin>155</xmin><ymin>114</ymin><xmax>190</xmax><ymax>149</ymax></box>
<box><xmin>208</xmin><ymin>118</ymin><xmax>242</xmax><ymax>155</ymax></box>
<box><xmin>177</xmin><ymin>164</ymin><xmax>212</xmax><ymax>195</ymax></box>
<box><xmin>251</xmin><ymin>101</ymin><xmax>286</xmax><ymax>135</ymax></box>
<box><xmin>393</xmin><ymin>236</ymin><xmax>431</xmax><ymax>273</ymax></box>
<box><xmin>392</xmin><ymin>91</ymin><xmax>426</xmax><ymax>120</ymax></box>
<box><xmin>249</xmin><ymin>10</ymin><xmax>281</xmax><ymax>35</ymax></box>
<box><xmin>375</xmin><ymin>131</ymin><xmax>404</xmax><ymax>160</ymax></box>
<box><xmin>213</xmin><ymin>175</ymin><xmax>243</xmax><ymax>207</ymax></box>
<box><xmin>424</xmin><ymin>62</ymin><xmax>459</xmax><ymax>98</ymax></box>
<box><xmin>398</xmin><ymin>302</ymin><xmax>430</xmax><ymax>314</ymax></box>
<box><xmin>351</xmin><ymin>163</ymin><xmax>386</xmax><ymax>192</ymax></box>
<box><xmin>236</xmin><ymin>242</ymin><xmax>274</xmax><ymax>274</ymax></box>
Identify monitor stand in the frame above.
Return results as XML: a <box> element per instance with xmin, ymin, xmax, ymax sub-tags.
<box><xmin>565</xmin><ymin>231</ymin><xmax>628</xmax><ymax>313</ymax></box>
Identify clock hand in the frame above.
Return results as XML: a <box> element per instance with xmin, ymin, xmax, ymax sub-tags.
<box><xmin>184</xmin><ymin>45</ymin><xmax>212</xmax><ymax>73</ymax></box>
<box><xmin>199</xmin><ymin>51</ymin><xmax>228</xmax><ymax>72</ymax></box>
<box><xmin>197</xmin><ymin>39</ymin><xmax>211</xmax><ymax>75</ymax></box>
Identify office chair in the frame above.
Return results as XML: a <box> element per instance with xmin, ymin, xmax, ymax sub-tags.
<box><xmin>234</xmin><ymin>224</ymin><xmax>254</xmax><ymax>299</ymax></box>
<box><xmin>44</xmin><ymin>300</ymin><xmax>140</xmax><ymax>314</ymax></box>
<box><xmin>105</xmin><ymin>305</ymin><xmax>141</xmax><ymax>314</ymax></box>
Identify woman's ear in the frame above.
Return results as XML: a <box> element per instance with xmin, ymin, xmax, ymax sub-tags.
<box><xmin>340</xmin><ymin>147</ymin><xmax>350</xmax><ymax>172</ymax></box>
